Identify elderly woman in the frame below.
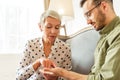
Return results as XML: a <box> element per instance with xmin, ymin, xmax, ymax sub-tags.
<box><xmin>16</xmin><ymin>10</ymin><xmax>72</xmax><ymax>80</ymax></box>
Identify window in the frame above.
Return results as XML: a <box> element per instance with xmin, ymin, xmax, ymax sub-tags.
<box><xmin>0</xmin><ymin>0</ymin><xmax>44</xmax><ymax>54</ymax></box>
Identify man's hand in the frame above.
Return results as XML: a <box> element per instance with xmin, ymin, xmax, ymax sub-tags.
<box><xmin>40</xmin><ymin>67</ymin><xmax>63</xmax><ymax>77</ymax></box>
<box><xmin>43</xmin><ymin>74</ymin><xmax>58</xmax><ymax>80</ymax></box>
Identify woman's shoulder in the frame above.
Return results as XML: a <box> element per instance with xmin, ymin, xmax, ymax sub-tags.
<box><xmin>56</xmin><ymin>38</ymin><xmax>70</xmax><ymax>48</ymax></box>
<box><xmin>26</xmin><ymin>37</ymin><xmax>42</xmax><ymax>46</ymax></box>
<box><xmin>28</xmin><ymin>37</ymin><xmax>41</xmax><ymax>43</ymax></box>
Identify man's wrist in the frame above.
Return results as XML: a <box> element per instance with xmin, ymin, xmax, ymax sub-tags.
<box><xmin>46</xmin><ymin>76</ymin><xmax>58</xmax><ymax>80</ymax></box>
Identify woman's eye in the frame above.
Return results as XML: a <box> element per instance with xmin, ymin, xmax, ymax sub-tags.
<box><xmin>46</xmin><ymin>25</ymin><xmax>52</xmax><ymax>28</ymax></box>
<box><xmin>55</xmin><ymin>26</ymin><xmax>60</xmax><ymax>29</ymax></box>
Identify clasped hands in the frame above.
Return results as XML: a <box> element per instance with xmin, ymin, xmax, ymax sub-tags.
<box><xmin>33</xmin><ymin>57</ymin><xmax>58</xmax><ymax>80</ymax></box>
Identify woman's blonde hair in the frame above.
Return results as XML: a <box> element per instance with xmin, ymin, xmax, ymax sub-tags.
<box><xmin>40</xmin><ymin>10</ymin><xmax>61</xmax><ymax>24</ymax></box>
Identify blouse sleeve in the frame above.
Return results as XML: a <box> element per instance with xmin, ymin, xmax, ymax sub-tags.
<box><xmin>16</xmin><ymin>41</ymin><xmax>35</xmax><ymax>80</ymax></box>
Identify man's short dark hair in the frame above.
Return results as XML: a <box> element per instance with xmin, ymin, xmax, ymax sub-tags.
<box><xmin>80</xmin><ymin>0</ymin><xmax>113</xmax><ymax>7</ymax></box>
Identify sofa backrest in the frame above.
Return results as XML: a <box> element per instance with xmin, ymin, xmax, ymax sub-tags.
<box><xmin>59</xmin><ymin>26</ymin><xmax>100</xmax><ymax>74</ymax></box>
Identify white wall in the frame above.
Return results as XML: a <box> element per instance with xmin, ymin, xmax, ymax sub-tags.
<box><xmin>0</xmin><ymin>54</ymin><xmax>21</xmax><ymax>80</ymax></box>
<box><xmin>0</xmin><ymin>0</ymin><xmax>44</xmax><ymax>54</ymax></box>
<box><xmin>113</xmin><ymin>0</ymin><xmax>120</xmax><ymax>16</ymax></box>
<box><xmin>65</xmin><ymin>0</ymin><xmax>88</xmax><ymax>35</ymax></box>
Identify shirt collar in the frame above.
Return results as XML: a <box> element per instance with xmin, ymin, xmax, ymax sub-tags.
<box><xmin>39</xmin><ymin>37</ymin><xmax>58</xmax><ymax>49</ymax></box>
<box><xmin>51</xmin><ymin>38</ymin><xmax>58</xmax><ymax>50</ymax></box>
<box><xmin>99</xmin><ymin>16</ymin><xmax>120</xmax><ymax>35</ymax></box>
<box><xmin>39</xmin><ymin>38</ymin><xmax>43</xmax><ymax>48</ymax></box>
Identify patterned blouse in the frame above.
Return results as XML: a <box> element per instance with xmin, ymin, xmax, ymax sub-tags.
<box><xmin>16</xmin><ymin>37</ymin><xmax>72</xmax><ymax>80</ymax></box>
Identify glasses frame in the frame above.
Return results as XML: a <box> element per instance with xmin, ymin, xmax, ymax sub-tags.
<box><xmin>84</xmin><ymin>1</ymin><xmax>101</xmax><ymax>19</ymax></box>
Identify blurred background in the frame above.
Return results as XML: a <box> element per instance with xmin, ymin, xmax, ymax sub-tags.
<box><xmin>0</xmin><ymin>0</ymin><xmax>120</xmax><ymax>80</ymax></box>
<box><xmin>0</xmin><ymin>0</ymin><xmax>120</xmax><ymax>54</ymax></box>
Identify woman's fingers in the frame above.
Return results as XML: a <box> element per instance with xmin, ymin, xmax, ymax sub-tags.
<box><xmin>40</xmin><ymin>58</ymin><xmax>56</xmax><ymax>68</ymax></box>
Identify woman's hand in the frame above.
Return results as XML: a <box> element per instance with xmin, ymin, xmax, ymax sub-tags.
<box><xmin>33</xmin><ymin>57</ymin><xmax>55</xmax><ymax>71</ymax></box>
<box><xmin>39</xmin><ymin>57</ymin><xmax>55</xmax><ymax>68</ymax></box>
<box><xmin>40</xmin><ymin>67</ymin><xmax>59</xmax><ymax>80</ymax></box>
<box><xmin>39</xmin><ymin>58</ymin><xmax>58</xmax><ymax>80</ymax></box>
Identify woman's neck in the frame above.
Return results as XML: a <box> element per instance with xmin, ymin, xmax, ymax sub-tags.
<box><xmin>42</xmin><ymin>39</ymin><xmax>53</xmax><ymax>58</ymax></box>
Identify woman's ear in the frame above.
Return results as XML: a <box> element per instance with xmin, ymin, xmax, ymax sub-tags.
<box><xmin>38</xmin><ymin>22</ymin><xmax>43</xmax><ymax>31</ymax></box>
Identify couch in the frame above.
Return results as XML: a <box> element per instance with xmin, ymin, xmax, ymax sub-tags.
<box><xmin>59</xmin><ymin>26</ymin><xmax>100</xmax><ymax>74</ymax></box>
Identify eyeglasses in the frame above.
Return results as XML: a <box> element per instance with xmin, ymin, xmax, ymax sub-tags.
<box><xmin>84</xmin><ymin>2</ymin><xmax>101</xmax><ymax>19</ymax></box>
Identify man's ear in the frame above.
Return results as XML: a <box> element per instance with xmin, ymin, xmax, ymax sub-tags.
<box><xmin>38</xmin><ymin>23</ymin><xmax>43</xmax><ymax>31</ymax></box>
<box><xmin>100</xmin><ymin>1</ymin><xmax>108</xmax><ymax>13</ymax></box>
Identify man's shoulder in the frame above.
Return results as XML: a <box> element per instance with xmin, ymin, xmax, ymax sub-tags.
<box><xmin>107</xmin><ymin>25</ymin><xmax>120</xmax><ymax>44</ymax></box>
<box><xmin>112</xmin><ymin>23</ymin><xmax>120</xmax><ymax>35</ymax></box>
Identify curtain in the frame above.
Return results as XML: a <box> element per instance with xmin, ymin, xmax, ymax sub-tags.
<box><xmin>0</xmin><ymin>0</ymin><xmax>44</xmax><ymax>54</ymax></box>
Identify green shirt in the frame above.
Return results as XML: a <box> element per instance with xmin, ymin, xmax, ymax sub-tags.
<box><xmin>88</xmin><ymin>16</ymin><xmax>120</xmax><ymax>80</ymax></box>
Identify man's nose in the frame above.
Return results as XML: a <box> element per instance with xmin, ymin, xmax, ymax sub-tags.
<box><xmin>87</xmin><ymin>19</ymin><xmax>92</xmax><ymax>25</ymax></box>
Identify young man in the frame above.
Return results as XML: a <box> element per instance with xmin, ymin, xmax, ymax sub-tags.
<box><xmin>42</xmin><ymin>0</ymin><xmax>120</xmax><ymax>80</ymax></box>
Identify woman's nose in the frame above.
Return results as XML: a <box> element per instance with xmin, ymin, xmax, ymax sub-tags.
<box><xmin>51</xmin><ymin>28</ymin><xmax>56</xmax><ymax>33</ymax></box>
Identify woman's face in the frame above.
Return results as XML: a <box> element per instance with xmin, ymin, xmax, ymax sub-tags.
<box><xmin>40</xmin><ymin>16</ymin><xmax>61</xmax><ymax>43</ymax></box>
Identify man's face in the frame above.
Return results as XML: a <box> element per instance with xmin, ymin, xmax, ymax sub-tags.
<box><xmin>40</xmin><ymin>17</ymin><xmax>61</xmax><ymax>43</ymax></box>
<box><xmin>82</xmin><ymin>0</ymin><xmax>106</xmax><ymax>31</ymax></box>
